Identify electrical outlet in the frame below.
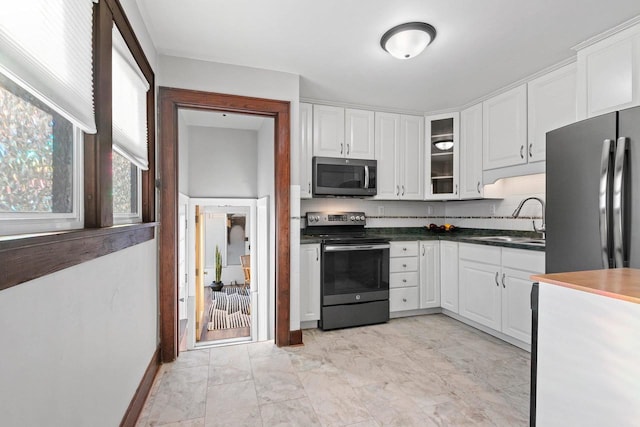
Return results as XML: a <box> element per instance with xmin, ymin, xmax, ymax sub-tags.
<box><xmin>490</xmin><ymin>204</ymin><xmax>496</xmax><ymax>216</ymax></box>
<box><xmin>377</xmin><ymin>206</ymin><xmax>384</xmax><ymax>216</ymax></box>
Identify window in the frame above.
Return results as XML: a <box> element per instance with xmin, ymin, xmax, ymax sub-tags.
<box><xmin>0</xmin><ymin>72</ymin><xmax>82</xmax><ymax>235</ymax></box>
<box><xmin>111</xmin><ymin>26</ymin><xmax>149</xmax><ymax>224</ymax></box>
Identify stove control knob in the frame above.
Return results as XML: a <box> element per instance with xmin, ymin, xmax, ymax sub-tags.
<box><xmin>350</xmin><ymin>216</ymin><xmax>355</xmax><ymax>221</ymax></box>
<box><xmin>356</xmin><ymin>216</ymin><xmax>362</xmax><ymax>221</ymax></box>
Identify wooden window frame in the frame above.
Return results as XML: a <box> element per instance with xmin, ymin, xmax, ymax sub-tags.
<box><xmin>0</xmin><ymin>0</ymin><xmax>156</xmax><ymax>291</ymax></box>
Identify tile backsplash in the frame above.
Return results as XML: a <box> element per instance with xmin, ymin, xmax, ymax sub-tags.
<box><xmin>299</xmin><ymin>174</ymin><xmax>546</xmax><ymax>232</ymax></box>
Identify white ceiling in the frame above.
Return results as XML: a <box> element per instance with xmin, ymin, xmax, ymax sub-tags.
<box><xmin>179</xmin><ymin>109</ymin><xmax>266</xmax><ymax>131</ymax></box>
<box><xmin>138</xmin><ymin>0</ymin><xmax>640</xmax><ymax>113</ymax></box>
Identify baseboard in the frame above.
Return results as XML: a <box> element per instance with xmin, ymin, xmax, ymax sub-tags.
<box><xmin>120</xmin><ymin>346</ymin><xmax>161</xmax><ymax>427</ymax></box>
<box><xmin>289</xmin><ymin>329</ymin><xmax>303</xmax><ymax>346</ymax></box>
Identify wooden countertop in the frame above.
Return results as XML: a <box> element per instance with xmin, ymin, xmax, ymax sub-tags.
<box><xmin>531</xmin><ymin>268</ymin><xmax>640</xmax><ymax>304</ymax></box>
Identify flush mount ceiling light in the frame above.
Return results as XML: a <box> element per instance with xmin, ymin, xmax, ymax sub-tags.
<box><xmin>433</xmin><ymin>139</ymin><xmax>454</xmax><ymax>150</ymax></box>
<box><xmin>380</xmin><ymin>22</ymin><xmax>437</xmax><ymax>59</ymax></box>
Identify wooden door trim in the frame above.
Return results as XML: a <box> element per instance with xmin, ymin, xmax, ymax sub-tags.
<box><xmin>158</xmin><ymin>87</ymin><xmax>291</xmax><ymax>362</ymax></box>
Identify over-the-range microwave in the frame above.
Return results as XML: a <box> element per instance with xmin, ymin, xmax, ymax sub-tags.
<box><xmin>312</xmin><ymin>156</ymin><xmax>377</xmax><ymax>197</ymax></box>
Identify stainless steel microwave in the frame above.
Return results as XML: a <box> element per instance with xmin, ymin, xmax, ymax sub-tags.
<box><xmin>312</xmin><ymin>156</ymin><xmax>377</xmax><ymax>197</ymax></box>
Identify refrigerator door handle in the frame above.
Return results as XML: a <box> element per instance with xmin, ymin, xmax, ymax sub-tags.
<box><xmin>613</xmin><ymin>137</ymin><xmax>627</xmax><ymax>268</ymax></box>
<box><xmin>599</xmin><ymin>139</ymin><xmax>612</xmax><ymax>269</ymax></box>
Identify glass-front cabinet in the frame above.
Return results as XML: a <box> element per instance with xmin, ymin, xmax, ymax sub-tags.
<box><xmin>425</xmin><ymin>112</ymin><xmax>459</xmax><ymax>200</ymax></box>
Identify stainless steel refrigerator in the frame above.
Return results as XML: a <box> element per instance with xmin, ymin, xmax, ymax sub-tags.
<box><xmin>546</xmin><ymin>105</ymin><xmax>640</xmax><ymax>273</ymax></box>
<box><xmin>531</xmin><ymin>106</ymin><xmax>640</xmax><ymax>426</ymax></box>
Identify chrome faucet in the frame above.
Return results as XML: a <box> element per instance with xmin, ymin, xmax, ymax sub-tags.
<box><xmin>512</xmin><ymin>197</ymin><xmax>546</xmax><ymax>238</ymax></box>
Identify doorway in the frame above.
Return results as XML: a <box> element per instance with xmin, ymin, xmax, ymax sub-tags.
<box><xmin>158</xmin><ymin>87</ymin><xmax>292</xmax><ymax>362</ymax></box>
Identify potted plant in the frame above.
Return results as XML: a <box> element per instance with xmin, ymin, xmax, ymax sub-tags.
<box><xmin>212</xmin><ymin>245</ymin><xmax>224</xmax><ymax>291</ymax></box>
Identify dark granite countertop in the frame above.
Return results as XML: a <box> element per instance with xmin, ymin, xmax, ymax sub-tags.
<box><xmin>300</xmin><ymin>227</ymin><xmax>545</xmax><ymax>252</ymax></box>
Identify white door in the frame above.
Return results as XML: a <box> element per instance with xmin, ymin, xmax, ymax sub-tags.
<box><xmin>459</xmin><ymin>103</ymin><xmax>483</xmax><ymax>199</ymax></box>
<box><xmin>399</xmin><ymin>115</ymin><xmax>424</xmax><ymax>200</ymax></box>
<box><xmin>178</xmin><ymin>194</ymin><xmax>189</xmax><ymax>323</ymax></box>
<box><xmin>299</xmin><ymin>244</ymin><xmax>321</xmax><ymax>322</ymax></box>
<box><xmin>374</xmin><ymin>112</ymin><xmax>400</xmax><ymax>200</ymax></box>
<box><xmin>501</xmin><ymin>267</ymin><xmax>534</xmax><ymax>344</ymax></box>
<box><xmin>313</xmin><ymin>104</ymin><xmax>344</xmax><ymax>157</ymax></box>
<box><xmin>419</xmin><ymin>241</ymin><xmax>440</xmax><ymax>308</ymax></box>
<box><xmin>345</xmin><ymin>108</ymin><xmax>375</xmax><ymax>159</ymax></box>
<box><xmin>299</xmin><ymin>103</ymin><xmax>313</xmax><ymax>198</ymax></box>
<box><xmin>440</xmin><ymin>241</ymin><xmax>459</xmax><ymax>313</ymax></box>
<box><xmin>459</xmin><ymin>259</ymin><xmax>502</xmax><ymax>330</ymax></box>
<box><xmin>483</xmin><ymin>84</ymin><xmax>528</xmax><ymax>169</ymax></box>
<box><xmin>527</xmin><ymin>63</ymin><xmax>577</xmax><ymax>163</ymax></box>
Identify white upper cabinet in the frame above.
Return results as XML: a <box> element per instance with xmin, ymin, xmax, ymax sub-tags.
<box><xmin>425</xmin><ymin>113</ymin><xmax>459</xmax><ymax>200</ymax></box>
<box><xmin>313</xmin><ymin>105</ymin><xmax>374</xmax><ymax>159</ymax></box>
<box><xmin>483</xmin><ymin>84</ymin><xmax>528</xmax><ymax>170</ymax></box>
<box><xmin>399</xmin><ymin>115</ymin><xmax>425</xmax><ymax>200</ymax></box>
<box><xmin>345</xmin><ymin>108</ymin><xmax>375</xmax><ymax>159</ymax></box>
<box><xmin>527</xmin><ymin>62</ymin><xmax>577</xmax><ymax>163</ymax></box>
<box><xmin>459</xmin><ymin>103</ymin><xmax>483</xmax><ymax>199</ymax></box>
<box><xmin>576</xmin><ymin>22</ymin><xmax>640</xmax><ymax>119</ymax></box>
<box><xmin>299</xmin><ymin>102</ymin><xmax>313</xmax><ymax>198</ymax></box>
<box><xmin>374</xmin><ymin>112</ymin><xmax>400</xmax><ymax>199</ymax></box>
<box><xmin>313</xmin><ymin>104</ymin><xmax>345</xmax><ymax>157</ymax></box>
<box><xmin>374</xmin><ymin>113</ymin><xmax>423</xmax><ymax>200</ymax></box>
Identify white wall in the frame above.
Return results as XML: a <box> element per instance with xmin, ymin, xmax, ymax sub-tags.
<box><xmin>178</xmin><ymin>112</ymin><xmax>190</xmax><ymax>194</ymax></box>
<box><xmin>445</xmin><ymin>174</ymin><xmax>546</xmax><ymax>231</ymax></box>
<box><xmin>158</xmin><ymin>55</ymin><xmax>299</xmax><ymax>183</ymax></box>
<box><xmin>0</xmin><ymin>240</ymin><xmax>158</xmax><ymax>427</ymax></box>
<box><xmin>187</xmin><ymin>126</ymin><xmax>258</xmax><ymax>197</ymax></box>
<box><xmin>119</xmin><ymin>0</ymin><xmax>158</xmax><ymax>71</ymax></box>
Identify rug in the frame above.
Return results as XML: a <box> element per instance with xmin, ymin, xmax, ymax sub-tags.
<box><xmin>207</xmin><ymin>287</ymin><xmax>251</xmax><ymax>330</ymax></box>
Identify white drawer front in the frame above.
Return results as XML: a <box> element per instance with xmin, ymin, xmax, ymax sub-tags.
<box><xmin>390</xmin><ymin>271</ymin><xmax>419</xmax><ymax>288</ymax></box>
<box><xmin>502</xmin><ymin>247</ymin><xmax>545</xmax><ymax>273</ymax></box>
<box><xmin>459</xmin><ymin>242</ymin><xmax>501</xmax><ymax>264</ymax></box>
<box><xmin>390</xmin><ymin>257</ymin><xmax>418</xmax><ymax>273</ymax></box>
<box><xmin>389</xmin><ymin>287</ymin><xmax>419</xmax><ymax>312</ymax></box>
<box><xmin>390</xmin><ymin>241</ymin><xmax>419</xmax><ymax>257</ymax></box>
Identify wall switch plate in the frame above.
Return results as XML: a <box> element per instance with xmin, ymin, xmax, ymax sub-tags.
<box><xmin>377</xmin><ymin>206</ymin><xmax>384</xmax><ymax>216</ymax></box>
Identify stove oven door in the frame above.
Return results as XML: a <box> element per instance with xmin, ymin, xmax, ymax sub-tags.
<box><xmin>322</xmin><ymin>242</ymin><xmax>390</xmax><ymax>306</ymax></box>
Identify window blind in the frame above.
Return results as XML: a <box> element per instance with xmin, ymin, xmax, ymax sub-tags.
<box><xmin>112</xmin><ymin>25</ymin><xmax>149</xmax><ymax>170</ymax></box>
<box><xmin>0</xmin><ymin>0</ymin><xmax>96</xmax><ymax>133</ymax></box>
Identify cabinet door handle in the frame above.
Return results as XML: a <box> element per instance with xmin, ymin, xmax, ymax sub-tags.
<box><xmin>346</xmin><ymin>144</ymin><xmax>350</xmax><ymax>155</ymax></box>
<box><xmin>402</xmin><ymin>298</ymin><xmax>407</xmax><ymax>302</ymax></box>
<box><xmin>455</xmin><ymin>184</ymin><xmax>458</xmax><ymax>195</ymax></box>
<box><xmin>403</xmin><ymin>279</ymin><xmax>407</xmax><ymax>283</ymax></box>
<box><xmin>316</xmin><ymin>247</ymin><xmax>319</xmax><ymax>261</ymax></box>
<box><xmin>396</xmin><ymin>185</ymin><xmax>400</xmax><ymax>196</ymax></box>
<box><xmin>340</xmin><ymin>143</ymin><xmax>344</xmax><ymax>155</ymax></box>
<box><xmin>477</xmin><ymin>181</ymin><xmax>481</xmax><ymax>194</ymax></box>
<box><xmin>308</xmin><ymin>182</ymin><xmax>311</xmax><ymax>193</ymax></box>
<box><xmin>403</xmin><ymin>247</ymin><xmax>407</xmax><ymax>251</ymax></box>
<box><xmin>520</xmin><ymin>145</ymin><xmax>524</xmax><ymax>159</ymax></box>
<box><xmin>501</xmin><ymin>273</ymin><xmax>506</xmax><ymax>288</ymax></box>
<box><xmin>402</xmin><ymin>264</ymin><xmax>407</xmax><ymax>268</ymax></box>
<box><xmin>494</xmin><ymin>272</ymin><xmax>500</xmax><ymax>286</ymax></box>
<box><xmin>529</xmin><ymin>143</ymin><xmax>533</xmax><ymax>158</ymax></box>
<box><xmin>422</xmin><ymin>245</ymin><xmax>425</xmax><ymax>256</ymax></box>
<box><xmin>402</xmin><ymin>185</ymin><xmax>405</xmax><ymax>196</ymax></box>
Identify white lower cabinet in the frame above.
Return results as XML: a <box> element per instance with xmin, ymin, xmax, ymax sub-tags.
<box><xmin>439</xmin><ymin>241</ymin><xmax>459</xmax><ymax>313</ymax></box>
<box><xmin>458</xmin><ymin>243</ymin><xmax>544</xmax><ymax>344</ymax></box>
<box><xmin>419</xmin><ymin>241</ymin><xmax>440</xmax><ymax>308</ymax></box>
<box><xmin>299</xmin><ymin>243</ymin><xmax>321</xmax><ymax>322</ymax></box>
<box><xmin>389</xmin><ymin>241</ymin><xmax>419</xmax><ymax>312</ymax></box>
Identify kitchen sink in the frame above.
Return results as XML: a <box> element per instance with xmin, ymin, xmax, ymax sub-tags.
<box><xmin>468</xmin><ymin>236</ymin><xmax>545</xmax><ymax>246</ymax></box>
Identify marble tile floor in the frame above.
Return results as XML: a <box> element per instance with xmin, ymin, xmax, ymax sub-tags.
<box><xmin>136</xmin><ymin>314</ymin><xmax>530</xmax><ymax>427</ymax></box>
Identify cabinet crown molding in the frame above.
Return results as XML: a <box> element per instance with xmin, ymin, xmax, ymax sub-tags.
<box><xmin>572</xmin><ymin>15</ymin><xmax>640</xmax><ymax>51</ymax></box>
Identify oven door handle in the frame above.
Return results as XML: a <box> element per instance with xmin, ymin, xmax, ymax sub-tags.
<box><xmin>324</xmin><ymin>244</ymin><xmax>390</xmax><ymax>252</ymax></box>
